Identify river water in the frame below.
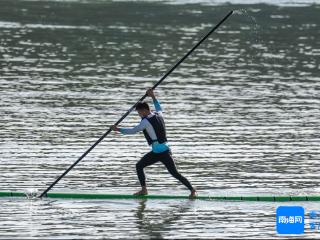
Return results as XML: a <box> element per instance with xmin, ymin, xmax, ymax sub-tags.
<box><xmin>0</xmin><ymin>0</ymin><xmax>319</xmax><ymax>238</ymax></box>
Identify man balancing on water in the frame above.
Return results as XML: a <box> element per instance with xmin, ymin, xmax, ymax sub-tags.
<box><xmin>111</xmin><ymin>88</ymin><xmax>197</xmax><ymax>198</ymax></box>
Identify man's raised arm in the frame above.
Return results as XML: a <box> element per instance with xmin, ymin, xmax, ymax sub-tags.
<box><xmin>147</xmin><ymin>88</ymin><xmax>162</xmax><ymax>112</ymax></box>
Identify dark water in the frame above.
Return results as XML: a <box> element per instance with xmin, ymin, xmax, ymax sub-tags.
<box><xmin>0</xmin><ymin>0</ymin><xmax>319</xmax><ymax>238</ymax></box>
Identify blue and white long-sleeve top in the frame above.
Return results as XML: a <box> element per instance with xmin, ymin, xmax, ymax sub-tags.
<box><xmin>119</xmin><ymin>99</ymin><xmax>170</xmax><ymax>153</ymax></box>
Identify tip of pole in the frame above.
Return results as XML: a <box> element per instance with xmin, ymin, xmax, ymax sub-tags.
<box><xmin>38</xmin><ymin>193</ymin><xmax>46</xmax><ymax>199</ymax></box>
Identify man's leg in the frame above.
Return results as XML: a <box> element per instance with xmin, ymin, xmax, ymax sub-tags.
<box><xmin>159</xmin><ymin>151</ymin><xmax>197</xmax><ymax>197</ymax></box>
<box><xmin>135</xmin><ymin>151</ymin><xmax>159</xmax><ymax>195</ymax></box>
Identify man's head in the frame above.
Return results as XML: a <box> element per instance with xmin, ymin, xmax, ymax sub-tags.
<box><xmin>135</xmin><ymin>101</ymin><xmax>150</xmax><ymax>118</ymax></box>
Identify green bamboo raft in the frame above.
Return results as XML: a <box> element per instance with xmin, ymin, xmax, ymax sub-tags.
<box><xmin>1</xmin><ymin>191</ymin><xmax>320</xmax><ymax>201</ymax></box>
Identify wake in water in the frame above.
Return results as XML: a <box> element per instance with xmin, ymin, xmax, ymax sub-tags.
<box><xmin>24</xmin><ymin>188</ymin><xmax>39</xmax><ymax>199</ymax></box>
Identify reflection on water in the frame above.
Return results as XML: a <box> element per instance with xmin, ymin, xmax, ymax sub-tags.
<box><xmin>0</xmin><ymin>0</ymin><xmax>319</xmax><ymax>238</ymax></box>
<box><xmin>135</xmin><ymin>199</ymin><xmax>195</xmax><ymax>238</ymax></box>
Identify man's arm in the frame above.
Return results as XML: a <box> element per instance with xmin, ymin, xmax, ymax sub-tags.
<box><xmin>147</xmin><ymin>88</ymin><xmax>162</xmax><ymax>112</ymax></box>
<box><xmin>111</xmin><ymin>119</ymin><xmax>148</xmax><ymax>134</ymax></box>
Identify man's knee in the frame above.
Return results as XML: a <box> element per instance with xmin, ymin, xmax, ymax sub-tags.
<box><xmin>136</xmin><ymin>161</ymin><xmax>143</xmax><ymax>171</ymax></box>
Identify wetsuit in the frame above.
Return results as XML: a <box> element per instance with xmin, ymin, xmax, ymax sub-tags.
<box><xmin>119</xmin><ymin>99</ymin><xmax>194</xmax><ymax>191</ymax></box>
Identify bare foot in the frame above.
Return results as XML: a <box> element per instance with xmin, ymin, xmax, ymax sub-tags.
<box><xmin>133</xmin><ymin>187</ymin><xmax>148</xmax><ymax>196</ymax></box>
<box><xmin>189</xmin><ymin>188</ymin><xmax>197</xmax><ymax>198</ymax></box>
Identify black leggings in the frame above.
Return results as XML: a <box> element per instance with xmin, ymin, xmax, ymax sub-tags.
<box><xmin>136</xmin><ymin>150</ymin><xmax>194</xmax><ymax>191</ymax></box>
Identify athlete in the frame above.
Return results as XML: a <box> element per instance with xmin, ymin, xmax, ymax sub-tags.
<box><xmin>111</xmin><ymin>88</ymin><xmax>197</xmax><ymax>198</ymax></box>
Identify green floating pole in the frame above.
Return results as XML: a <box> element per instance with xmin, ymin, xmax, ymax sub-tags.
<box><xmin>0</xmin><ymin>191</ymin><xmax>320</xmax><ymax>202</ymax></box>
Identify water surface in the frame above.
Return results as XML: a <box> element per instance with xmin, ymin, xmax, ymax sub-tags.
<box><xmin>0</xmin><ymin>0</ymin><xmax>319</xmax><ymax>238</ymax></box>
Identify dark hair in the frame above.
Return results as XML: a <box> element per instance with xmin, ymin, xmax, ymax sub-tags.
<box><xmin>135</xmin><ymin>101</ymin><xmax>150</xmax><ymax>111</ymax></box>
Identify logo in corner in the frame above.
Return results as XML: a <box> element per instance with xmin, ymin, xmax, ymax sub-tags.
<box><xmin>276</xmin><ymin>206</ymin><xmax>304</xmax><ymax>234</ymax></box>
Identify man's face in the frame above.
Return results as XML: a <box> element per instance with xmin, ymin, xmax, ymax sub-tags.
<box><xmin>137</xmin><ymin>109</ymin><xmax>149</xmax><ymax>118</ymax></box>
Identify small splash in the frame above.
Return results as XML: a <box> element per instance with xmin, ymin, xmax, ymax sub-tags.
<box><xmin>24</xmin><ymin>188</ymin><xmax>39</xmax><ymax>199</ymax></box>
<box><xmin>233</xmin><ymin>8</ymin><xmax>260</xmax><ymax>29</ymax></box>
<box><xmin>231</xmin><ymin>8</ymin><xmax>263</xmax><ymax>66</ymax></box>
<box><xmin>233</xmin><ymin>9</ymin><xmax>247</xmax><ymax>15</ymax></box>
